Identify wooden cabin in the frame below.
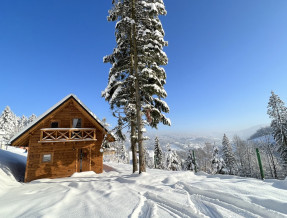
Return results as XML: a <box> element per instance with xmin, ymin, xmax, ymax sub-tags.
<box><xmin>9</xmin><ymin>94</ymin><xmax>114</xmax><ymax>182</ymax></box>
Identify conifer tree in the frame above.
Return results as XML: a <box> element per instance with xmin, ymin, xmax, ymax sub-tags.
<box><xmin>28</xmin><ymin>114</ymin><xmax>37</xmax><ymax>124</ymax></box>
<box><xmin>0</xmin><ymin>107</ymin><xmax>37</xmax><ymax>144</ymax></box>
<box><xmin>103</xmin><ymin>0</ymin><xmax>170</xmax><ymax>173</ymax></box>
<box><xmin>154</xmin><ymin>137</ymin><xmax>163</xmax><ymax>169</ymax></box>
<box><xmin>118</xmin><ymin>143</ymin><xmax>129</xmax><ymax>163</ymax></box>
<box><xmin>184</xmin><ymin>150</ymin><xmax>195</xmax><ymax>171</ymax></box>
<box><xmin>222</xmin><ymin>134</ymin><xmax>237</xmax><ymax>175</ymax></box>
<box><xmin>211</xmin><ymin>146</ymin><xmax>226</xmax><ymax>174</ymax></box>
<box><xmin>267</xmin><ymin>91</ymin><xmax>287</xmax><ymax>165</ymax></box>
<box><xmin>165</xmin><ymin>144</ymin><xmax>181</xmax><ymax>171</ymax></box>
<box><xmin>18</xmin><ymin>115</ymin><xmax>28</xmax><ymax>132</ymax></box>
<box><xmin>145</xmin><ymin>148</ymin><xmax>154</xmax><ymax>168</ymax></box>
<box><xmin>0</xmin><ymin>106</ymin><xmax>19</xmax><ymax>143</ymax></box>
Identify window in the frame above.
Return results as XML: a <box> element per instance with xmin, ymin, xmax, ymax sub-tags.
<box><xmin>51</xmin><ymin>122</ymin><xmax>58</xmax><ymax>128</ymax></box>
<box><xmin>42</xmin><ymin>154</ymin><xmax>52</xmax><ymax>163</ymax></box>
<box><xmin>72</xmin><ymin>118</ymin><xmax>82</xmax><ymax>128</ymax></box>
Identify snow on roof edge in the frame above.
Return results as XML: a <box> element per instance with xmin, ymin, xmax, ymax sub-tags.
<box><xmin>9</xmin><ymin>94</ymin><xmax>113</xmax><ymax>145</ymax></box>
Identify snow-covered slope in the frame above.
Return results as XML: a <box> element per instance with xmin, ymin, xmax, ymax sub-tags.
<box><xmin>0</xmin><ymin>149</ymin><xmax>287</xmax><ymax>217</ymax></box>
<box><xmin>0</xmin><ymin>147</ymin><xmax>26</xmax><ymax>194</ymax></box>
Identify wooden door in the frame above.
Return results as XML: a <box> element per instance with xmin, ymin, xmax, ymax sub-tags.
<box><xmin>78</xmin><ymin>148</ymin><xmax>90</xmax><ymax>172</ymax></box>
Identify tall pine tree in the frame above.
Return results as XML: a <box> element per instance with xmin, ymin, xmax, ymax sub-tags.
<box><xmin>103</xmin><ymin>0</ymin><xmax>170</xmax><ymax>173</ymax></box>
<box><xmin>267</xmin><ymin>91</ymin><xmax>287</xmax><ymax>166</ymax></box>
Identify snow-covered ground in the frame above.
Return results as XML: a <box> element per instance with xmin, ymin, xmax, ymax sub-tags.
<box><xmin>0</xmin><ymin>146</ymin><xmax>27</xmax><ymax>193</ymax></box>
<box><xmin>0</xmin><ymin>148</ymin><xmax>287</xmax><ymax>218</ymax></box>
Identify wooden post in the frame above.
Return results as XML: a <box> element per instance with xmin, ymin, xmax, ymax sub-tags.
<box><xmin>76</xmin><ymin>148</ymin><xmax>78</xmax><ymax>172</ymax></box>
<box><xmin>40</xmin><ymin>130</ymin><xmax>43</xmax><ymax>141</ymax></box>
<box><xmin>90</xmin><ymin>145</ymin><xmax>92</xmax><ymax>171</ymax></box>
<box><xmin>256</xmin><ymin>148</ymin><xmax>265</xmax><ymax>180</ymax></box>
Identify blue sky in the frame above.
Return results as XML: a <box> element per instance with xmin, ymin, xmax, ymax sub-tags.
<box><xmin>0</xmin><ymin>0</ymin><xmax>287</xmax><ymax>135</ymax></box>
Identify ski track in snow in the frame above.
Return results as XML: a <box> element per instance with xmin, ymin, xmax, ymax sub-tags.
<box><xmin>177</xmin><ymin>182</ymin><xmax>286</xmax><ymax>218</ymax></box>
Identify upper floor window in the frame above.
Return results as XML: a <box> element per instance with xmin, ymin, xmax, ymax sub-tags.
<box><xmin>51</xmin><ymin>121</ymin><xmax>58</xmax><ymax>128</ymax></box>
<box><xmin>73</xmin><ymin>118</ymin><xmax>82</xmax><ymax>128</ymax></box>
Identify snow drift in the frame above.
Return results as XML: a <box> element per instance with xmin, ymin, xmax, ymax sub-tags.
<box><xmin>0</xmin><ymin>147</ymin><xmax>26</xmax><ymax>193</ymax></box>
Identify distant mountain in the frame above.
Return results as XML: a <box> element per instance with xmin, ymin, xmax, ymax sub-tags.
<box><xmin>143</xmin><ymin>133</ymin><xmax>221</xmax><ymax>152</ymax></box>
<box><xmin>248</xmin><ymin>126</ymin><xmax>273</xmax><ymax>140</ymax></box>
<box><xmin>225</xmin><ymin>124</ymin><xmax>270</xmax><ymax>140</ymax></box>
<box><xmin>123</xmin><ymin>124</ymin><xmax>271</xmax><ymax>152</ymax></box>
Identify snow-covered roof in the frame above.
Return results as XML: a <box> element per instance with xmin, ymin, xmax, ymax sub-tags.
<box><xmin>9</xmin><ymin>94</ymin><xmax>112</xmax><ymax>145</ymax></box>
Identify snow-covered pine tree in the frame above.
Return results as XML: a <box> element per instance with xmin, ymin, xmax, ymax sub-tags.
<box><xmin>154</xmin><ymin>137</ymin><xmax>163</xmax><ymax>169</ymax></box>
<box><xmin>222</xmin><ymin>134</ymin><xmax>237</xmax><ymax>175</ymax></box>
<box><xmin>165</xmin><ymin>143</ymin><xmax>181</xmax><ymax>171</ymax></box>
<box><xmin>18</xmin><ymin>115</ymin><xmax>28</xmax><ymax>132</ymax></box>
<box><xmin>103</xmin><ymin>0</ymin><xmax>170</xmax><ymax>173</ymax></box>
<box><xmin>267</xmin><ymin>91</ymin><xmax>287</xmax><ymax>166</ymax></box>
<box><xmin>211</xmin><ymin>147</ymin><xmax>219</xmax><ymax>174</ymax></box>
<box><xmin>145</xmin><ymin>148</ymin><xmax>154</xmax><ymax>168</ymax></box>
<box><xmin>103</xmin><ymin>0</ymin><xmax>138</xmax><ymax>172</ymax></box>
<box><xmin>0</xmin><ymin>106</ymin><xmax>19</xmax><ymax>143</ymax></box>
<box><xmin>184</xmin><ymin>150</ymin><xmax>195</xmax><ymax>171</ymax></box>
<box><xmin>211</xmin><ymin>146</ymin><xmax>227</xmax><ymax>174</ymax></box>
<box><xmin>28</xmin><ymin>114</ymin><xmax>37</xmax><ymax>124</ymax></box>
<box><xmin>0</xmin><ymin>107</ymin><xmax>37</xmax><ymax>145</ymax></box>
<box><xmin>118</xmin><ymin>143</ymin><xmax>129</xmax><ymax>163</ymax></box>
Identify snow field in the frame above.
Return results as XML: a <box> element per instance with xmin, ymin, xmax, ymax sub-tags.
<box><xmin>0</xmin><ymin>149</ymin><xmax>287</xmax><ymax>218</ymax></box>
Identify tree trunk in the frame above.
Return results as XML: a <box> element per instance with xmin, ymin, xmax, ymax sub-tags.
<box><xmin>130</xmin><ymin>120</ymin><xmax>138</xmax><ymax>173</ymax></box>
<box><xmin>268</xmin><ymin>144</ymin><xmax>278</xmax><ymax>179</ymax></box>
<box><xmin>266</xmin><ymin>151</ymin><xmax>274</xmax><ymax>178</ymax></box>
<box><xmin>129</xmin><ymin>17</ymin><xmax>138</xmax><ymax>173</ymax></box>
<box><xmin>247</xmin><ymin>146</ymin><xmax>253</xmax><ymax>177</ymax></box>
<box><xmin>131</xmin><ymin>0</ymin><xmax>146</xmax><ymax>173</ymax></box>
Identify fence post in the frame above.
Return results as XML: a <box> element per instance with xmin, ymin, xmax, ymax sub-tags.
<box><xmin>256</xmin><ymin>148</ymin><xmax>264</xmax><ymax>180</ymax></box>
<box><xmin>192</xmin><ymin>150</ymin><xmax>197</xmax><ymax>173</ymax></box>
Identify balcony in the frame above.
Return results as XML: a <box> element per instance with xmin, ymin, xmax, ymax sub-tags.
<box><xmin>39</xmin><ymin>128</ymin><xmax>97</xmax><ymax>143</ymax></box>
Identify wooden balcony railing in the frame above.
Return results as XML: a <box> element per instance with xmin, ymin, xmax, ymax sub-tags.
<box><xmin>39</xmin><ymin>128</ymin><xmax>97</xmax><ymax>143</ymax></box>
